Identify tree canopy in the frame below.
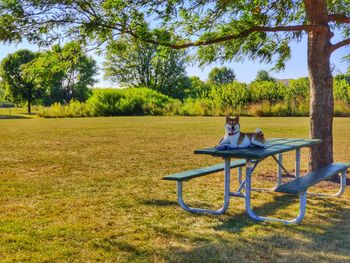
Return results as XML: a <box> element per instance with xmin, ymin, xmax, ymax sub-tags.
<box><xmin>104</xmin><ymin>37</ymin><xmax>188</xmax><ymax>99</ymax></box>
<box><xmin>254</xmin><ymin>70</ymin><xmax>275</xmax><ymax>82</ymax></box>
<box><xmin>208</xmin><ymin>67</ymin><xmax>236</xmax><ymax>85</ymax></box>
<box><xmin>0</xmin><ymin>1</ymin><xmax>349</xmax><ymax>67</ymax></box>
<box><xmin>0</xmin><ymin>49</ymin><xmax>43</xmax><ymax>113</ymax></box>
<box><xmin>24</xmin><ymin>42</ymin><xmax>97</xmax><ymax>105</ymax></box>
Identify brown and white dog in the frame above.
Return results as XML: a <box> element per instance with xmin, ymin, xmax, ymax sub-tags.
<box><xmin>217</xmin><ymin>115</ymin><xmax>265</xmax><ymax>149</ymax></box>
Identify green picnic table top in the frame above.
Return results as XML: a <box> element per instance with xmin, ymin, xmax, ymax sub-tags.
<box><xmin>194</xmin><ymin>138</ymin><xmax>322</xmax><ymax>159</ymax></box>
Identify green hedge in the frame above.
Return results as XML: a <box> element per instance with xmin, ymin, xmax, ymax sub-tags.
<box><xmin>334</xmin><ymin>78</ymin><xmax>350</xmax><ymax>104</ymax></box>
<box><xmin>38</xmin><ymin>88</ymin><xmax>177</xmax><ymax>117</ymax></box>
<box><xmin>38</xmin><ymin>78</ymin><xmax>350</xmax><ymax>118</ymax></box>
<box><xmin>249</xmin><ymin>81</ymin><xmax>285</xmax><ymax>103</ymax></box>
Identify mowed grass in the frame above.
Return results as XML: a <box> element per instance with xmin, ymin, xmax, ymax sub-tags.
<box><xmin>0</xmin><ymin>116</ymin><xmax>350</xmax><ymax>262</ymax></box>
<box><xmin>0</xmin><ymin>107</ymin><xmax>37</xmax><ymax>119</ymax></box>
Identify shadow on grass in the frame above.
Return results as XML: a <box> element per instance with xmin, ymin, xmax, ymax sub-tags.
<box><xmin>142</xmin><ymin>199</ymin><xmax>178</xmax><ymax>207</ymax></box>
<box><xmin>214</xmin><ymin>193</ymin><xmax>301</xmax><ymax>232</ymax></box>
<box><xmin>0</xmin><ymin>114</ymin><xmax>32</xmax><ymax>119</ymax></box>
<box><xmin>144</xmin><ymin>193</ymin><xmax>299</xmax><ymax>232</ymax></box>
<box><xmin>159</xmin><ymin>195</ymin><xmax>350</xmax><ymax>262</ymax></box>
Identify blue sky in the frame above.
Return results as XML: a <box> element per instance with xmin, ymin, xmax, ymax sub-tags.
<box><xmin>1</xmin><ymin>36</ymin><xmax>349</xmax><ymax>87</ymax></box>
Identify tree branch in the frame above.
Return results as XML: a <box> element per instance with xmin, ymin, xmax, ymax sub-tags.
<box><xmin>126</xmin><ymin>25</ymin><xmax>319</xmax><ymax>49</ymax></box>
<box><xmin>328</xmin><ymin>14</ymin><xmax>350</xmax><ymax>23</ymax></box>
<box><xmin>330</xmin><ymin>38</ymin><xmax>350</xmax><ymax>53</ymax></box>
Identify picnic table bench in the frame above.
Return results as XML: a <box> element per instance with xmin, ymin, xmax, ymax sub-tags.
<box><xmin>163</xmin><ymin>138</ymin><xmax>350</xmax><ymax>224</ymax></box>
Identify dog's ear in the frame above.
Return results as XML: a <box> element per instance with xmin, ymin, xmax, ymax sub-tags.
<box><xmin>234</xmin><ymin>116</ymin><xmax>240</xmax><ymax>122</ymax></box>
<box><xmin>225</xmin><ymin>114</ymin><xmax>230</xmax><ymax>121</ymax></box>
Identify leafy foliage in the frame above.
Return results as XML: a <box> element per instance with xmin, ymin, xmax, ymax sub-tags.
<box><xmin>104</xmin><ymin>37</ymin><xmax>189</xmax><ymax>99</ymax></box>
<box><xmin>87</xmin><ymin>88</ymin><xmax>176</xmax><ymax>116</ymax></box>
<box><xmin>0</xmin><ymin>49</ymin><xmax>44</xmax><ymax>113</ymax></box>
<box><xmin>38</xmin><ymin>76</ymin><xmax>350</xmax><ymax>118</ymax></box>
<box><xmin>184</xmin><ymin>76</ymin><xmax>211</xmax><ymax>99</ymax></box>
<box><xmin>208</xmin><ymin>67</ymin><xmax>236</xmax><ymax>85</ymax></box>
<box><xmin>249</xmin><ymin>81</ymin><xmax>285</xmax><ymax>103</ymax></box>
<box><xmin>210</xmin><ymin>82</ymin><xmax>250</xmax><ymax>110</ymax></box>
<box><xmin>0</xmin><ymin>85</ymin><xmax>4</xmax><ymax>102</ymax></box>
<box><xmin>334</xmin><ymin>77</ymin><xmax>350</xmax><ymax>104</ymax></box>
<box><xmin>0</xmin><ymin>0</ymin><xmax>310</xmax><ymax>69</ymax></box>
<box><xmin>23</xmin><ymin>42</ymin><xmax>97</xmax><ymax>105</ymax></box>
<box><xmin>254</xmin><ymin>70</ymin><xmax>275</xmax><ymax>82</ymax></box>
<box><xmin>38</xmin><ymin>100</ymin><xmax>93</xmax><ymax>118</ymax></box>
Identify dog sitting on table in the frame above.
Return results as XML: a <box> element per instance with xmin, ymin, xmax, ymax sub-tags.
<box><xmin>216</xmin><ymin>115</ymin><xmax>266</xmax><ymax>150</ymax></box>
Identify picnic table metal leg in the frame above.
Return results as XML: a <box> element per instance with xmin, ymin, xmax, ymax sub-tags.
<box><xmin>334</xmin><ymin>170</ymin><xmax>347</xmax><ymax>197</ymax></box>
<box><xmin>295</xmin><ymin>148</ymin><xmax>301</xmax><ymax>178</ymax></box>
<box><xmin>307</xmin><ymin>170</ymin><xmax>347</xmax><ymax>198</ymax></box>
<box><xmin>176</xmin><ymin>158</ymin><xmax>231</xmax><ymax>215</ymax></box>
<box><xmin>245</xmin><ymin>159</ymin><xmax>307</xmax><ymax>224</ymax></box>
<box><xmin>238</xmin><ymin>167</ymin><xmax>243</xmax><ymax>184</ymax></box>
<box><xmin>277</xmin><ymin>154</ymin><xmax>283</xmax><ymax>187</ymax></box>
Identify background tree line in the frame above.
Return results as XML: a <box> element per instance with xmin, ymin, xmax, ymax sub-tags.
<box><xmin>0</xmin><ymin>42</ymin><xmax>97</xmax><ymax>113</ymax></box>
<box><xmin>1</xmin><ymin>39</ymin><xmax>349</xmax><ymax>118</ymax></box>
<box><xmin>0</xmin><ymin>38</ymin><xmax>195</xmax><ymax>112</ymax></box>
<box><xmin>36</xmin><ymin>73</ymin><xmax>350</xmax><ymax>118</ymax></box>
<box><xmin>0</xmin><ymin>37</ymin><xmax>252</xmax><ymax>112</ymax></box>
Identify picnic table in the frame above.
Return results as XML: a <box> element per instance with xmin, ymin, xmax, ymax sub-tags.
<box><xmin>164</xmin><ymin>138</ymin><xmax>350</xmax><ymax>224</ymax></box>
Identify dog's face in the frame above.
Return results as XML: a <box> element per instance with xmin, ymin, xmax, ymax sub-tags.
<box><xmin>225</xmin><ymin>115</ymin><xmax>240</xmax><ymax>135</ymax></box>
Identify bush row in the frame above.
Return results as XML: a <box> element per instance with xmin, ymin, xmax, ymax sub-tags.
<box><xmin>38</xmin><ymin>88</ymin><xmax>178</xmax><ymax>117</ymax></box>
<box><xmin>38</xmin><ymin>79</ymin><xmax>350</xmax><ymax>118</ymax></box>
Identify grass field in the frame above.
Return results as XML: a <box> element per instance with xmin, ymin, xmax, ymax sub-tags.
<box><xmin>0</xmin><ymin>107</ymin><xmax>37</xmax><ymax>119</ymax></box>
<box><xmin>0</xmin><ymin>116</ymin><xmax>350</xmax><ymax>262</ymax></box>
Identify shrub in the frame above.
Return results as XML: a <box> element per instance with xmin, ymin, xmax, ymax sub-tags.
<box><xmin>208</xmin><ymin>82</ymin><xmax>250</xmax><ymax>114</ymax></box>
<box><xmin>121</xmin><ymin>88</ymin><xmax>174</xmax><ymax>115</ymax></box>
<box><xmin>184</xmin><ymin>76</ymin><xmax>211</xmax><ymax>99</ymax></box>
<box><xmin>39</xmin><ymin>87</ymin><xmax>178</xmax><ymax>117</ymax></box>
<box><xmin>334</xmin><ymin>78</ymin><xmax>350</xmax><ymax>104</ymax></box>
<box><xmin>248</xmin><ymin>101</ymin><xmax>272</xmax><ymax>117</ymax></box>
<box><xmin>37</xmin><ymin>77</ymin><xmax>350</xmax><ymax>118</ymax></box>
<box><xmin>88</xmin><ymin>89</ymin><xmax>125</xmax><ymax>116</ymax></box>
<box><xmin>88</xmin><ymin>87</ymin><xmax>176</xmax><ymax>116</ymax></box>
<box><xmin>247</xmin><ymin>98</ymin><xmax>309</xmax><ymax>117</ymax></box>
<box><xmin>249</xmin><ymin>81</ymin><xmax>285</xmax><ymax>103</ymax></box>
<box><xmin>164</xmin><ymin>100</ymin><xmax>183</xmax><ymax>115</ymax></box>
<box><xmin>287</xmin><ymin>78</ymin><xmax>309</xmax><ymax>97</ymax></box>
<box><xmin>0</xmin><ymin>87</ymin><xmax>4</xmax><ymax>101</ymax></box>
<box><xmin>180</xmin><ymin>98</ymin><xmax>212</xmax><ymax>116</ymax></box>
<box><xmin>334</xmin><ymin>100</ymin><xmax>350</xmax><ymax>117</ymax></box>
<box><xmin>38</xmin><ymin>100</ymin><xmax>92</xmax><ymax>118</ymax></box>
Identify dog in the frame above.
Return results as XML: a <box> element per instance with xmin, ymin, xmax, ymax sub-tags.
<box><xmin>216</xmin><ymin>115</ymin><xmax>266</xmax><ymax>149</ymax></box>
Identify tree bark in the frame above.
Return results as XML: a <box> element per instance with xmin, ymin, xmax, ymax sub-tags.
<box><xmin>27</xmin><ymin>100</ymin><xmax>31</xmax><ymax>114</ymax></box>
<box><xmin>27</xmin><ymin>100</ymin><xmax>32</xmax><ymax>114</ymax></box>
<box><xmin>304</xmin><ymin>0</ymin><xmax>334</xmax><ymax>171</ymax></box>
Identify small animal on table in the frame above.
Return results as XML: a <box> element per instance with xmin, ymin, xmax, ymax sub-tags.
<box><xmin>216</xmin><ymin>115</ymin><xmax>266</xmax><ymax>150</ymax></box>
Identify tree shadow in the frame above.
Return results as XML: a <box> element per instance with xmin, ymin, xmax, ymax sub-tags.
<box><xmin>142</xmin><ymin>199</ymin><xmax>179</xmax><ymax>207</ymax></box>
<box><xmin>214</xmin><ymin>193</ymin><xmax>302</xmax><ymax>232</ymax></box>
<box><xmin>157</xmin><ymin>195</ymin><xmax>350</xmax><ymax>262</ymax></box>
<box><xmin>0</xmin><ymin>115</ymin><xmax>31</xmax><ymax>119</ymax></box>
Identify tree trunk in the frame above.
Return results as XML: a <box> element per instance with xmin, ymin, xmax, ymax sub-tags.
<box><xmin>27</xmin><ymin>100</ymin><xmax>32</xmax><ymax>114</ymax></box>
<box><xmin>305</xmin><ymin>0</ymin><xmax>334</xmax><ymax>171</ymax></box>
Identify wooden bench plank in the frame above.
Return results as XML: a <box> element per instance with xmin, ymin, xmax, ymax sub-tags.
<box><xmin>163</xmin><ymin>159</ymin><xmax>250</xmax><ymax>181</ymax></box>
<box><xmin>275</xmin><ymin>163</ymin><xmax>350</xmax><ymax>194</ymax></box>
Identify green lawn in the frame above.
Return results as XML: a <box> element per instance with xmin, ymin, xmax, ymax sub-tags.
<box><xmin>0</xmin><ymin>107</ymin><xmax>37</xmax><ymax>119</ymax></box>
<box><xmin>0</xmin><ymin>117</ymin><xmax>349</xmax><ymax>262</ymax></box>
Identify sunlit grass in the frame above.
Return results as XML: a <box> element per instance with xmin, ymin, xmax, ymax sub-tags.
<box><xmin>0</xmin><ymin>107</ymin><xmax>37</xmax><ymax>119</ymax></box>
<box><xmin>0</xmin><ymin>117</ymin><xmax>349</xmax><ymax>262</ymax></box>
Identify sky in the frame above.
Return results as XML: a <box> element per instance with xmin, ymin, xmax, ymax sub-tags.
<box><xmin>1</xmin><ymin>35</ymin><xmax>349</xmax><ymax>87</ymax></box>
